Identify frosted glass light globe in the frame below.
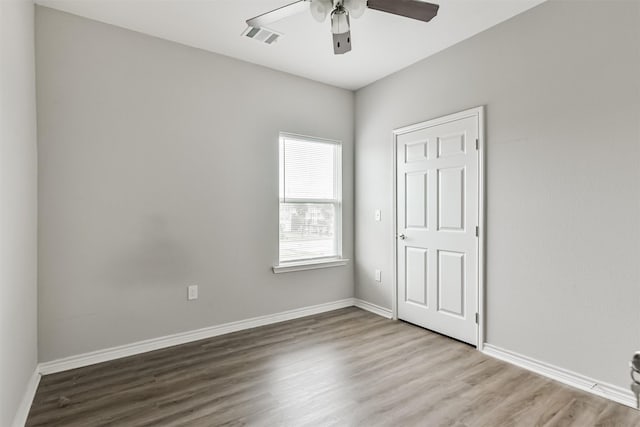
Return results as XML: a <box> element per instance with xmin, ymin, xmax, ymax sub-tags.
<box><xmin>310</xmin><ymin>0</ymin><xmax>333</xmax><ymax>22</ymax></box>
<box><xmin>344</xmin><ymin>0</ymin><xmax>367</xmax><ymax>18</ymax></box>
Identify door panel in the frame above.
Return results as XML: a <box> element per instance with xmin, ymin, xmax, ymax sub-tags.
<box><xmin>397</xmin><ymin>113</ymin><xmax>479</xmax><ymax>345</ymax></box>
<box><xmin>437</xmin><ymin>133</ymin><xmax>466</xmax><ymax>158</ymax></box>
<box><xmin>405</xmin><ymin>172</ymin><xmax>428</xmax><ymax>229</ymax></box>
<box><xmin>406</xmin><ymin>247</ymin><xmax>428</xmax><ymax>306</ymax></box>
<box><xmin>438</xmin><ymin>167</ymin><xmax>465</xmax><ymax>231</ymax></box>
<box><xmin>405</xmin><ymin>140</ymin><xmax>429</xmax><ymax>163</ymax></box>
<box><xmin>437</xmin><ymin>250</ymin><xmax>465</xmax><ymax>317</ymax></box>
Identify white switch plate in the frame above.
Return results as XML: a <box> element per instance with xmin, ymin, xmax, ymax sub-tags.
<box><xmin>187</xmin><ymin>285</ymin><xmax>198</xmax><ymax>300</ymax></box>
<box><xmin>375</xmin><ymin>269</ymin><xmax>382</xmax><ymax>282</ymax></box>
<box><xmin>374</xmin><ymin>210</ymin><xmax>381</xmax><ymax>222</ymax></box>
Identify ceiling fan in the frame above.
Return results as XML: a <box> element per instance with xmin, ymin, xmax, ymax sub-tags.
<box><xmin>245</xmin><ymin>0</ymin><xmax>440</xmax><ymax>55</ymax></box>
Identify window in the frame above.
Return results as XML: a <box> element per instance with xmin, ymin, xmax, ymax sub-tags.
<box><xmin>276</xmin><ymin>133</ymin><xmax>346</xmax><ymax>272</ymax></box>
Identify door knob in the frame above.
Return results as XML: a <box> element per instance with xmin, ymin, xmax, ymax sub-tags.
<box><xmin>631</xmin><ymin>352</ymin><xmax>640</xmax><ymax>382</ymax></box>
<box><xmin>631</xmin><ymin>352</ymin><xmax>640</xmax><ymax>409</ymax></box>
<box><xmin>398</xmin><ymin>234</ymin><xmax>406</xmax><ymax>240</ymax></box>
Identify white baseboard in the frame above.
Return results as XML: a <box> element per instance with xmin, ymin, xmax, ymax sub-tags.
<box><xmin>483</xmin><ymin>343</ymin><xmax>637</xmax><ymax>410</ymax></box>
<box><xmin>12</xmin><ymin>368</ymin><xmax>41</xmax><ymax>427</ymax></box>
<box><xmin>39</xmin><ymin>298</ymin><xmax>355</xmax><ymax>375</ymax></box>
<box><xmin>353</xmin><ymin>298</ymin><xmax>393</xmax><ymax>319</ymax></box>
<box><xmin>31</xmin><ymin>299</ymin><xmax>640</xmax><ymax>414</ymax></box>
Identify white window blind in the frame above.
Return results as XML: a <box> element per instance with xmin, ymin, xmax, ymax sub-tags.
<box><xmin>279</xmin><ymin>133</ymin><xmax>342</xmax><ymax>264</ymax></box>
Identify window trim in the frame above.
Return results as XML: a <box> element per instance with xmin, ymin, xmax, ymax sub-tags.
<box><xmin>275</xmin><ymin>132</ymin><xmax>347</xmax><ymax>272</ymax></box>
<box><xmin>272</xmin><ymin>257</ymin><xmax>350</xmax><ymax>274</ymax></box>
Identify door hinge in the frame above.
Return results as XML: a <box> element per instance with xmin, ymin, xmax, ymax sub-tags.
<box><xmin>475</xmin><ymin>313</ymin><xmax>479</xmax><ymax>324</ymax></box>
<box><xmin>475</xmin><ymin>226</ymin><xmax>479</xmax><ymax>237</ymax></box>
<box><xmin>475</xmin><ymin>138</ymin><xmax>479</xmax><ymax>150</ymax></box>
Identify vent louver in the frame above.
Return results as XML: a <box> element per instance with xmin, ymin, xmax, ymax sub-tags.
<box><xmin>242</xmin><ymin>26</ymin><xmax>282</xmax><ymax>45</ymax></box>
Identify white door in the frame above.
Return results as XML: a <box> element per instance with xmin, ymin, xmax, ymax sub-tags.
<box><xmin>396</xmin><ymin>110</ymin><xmax>480</xmax><ymax>345</ymax></box>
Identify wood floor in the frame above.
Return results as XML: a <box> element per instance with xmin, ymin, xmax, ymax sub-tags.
<box><xmin>27</xmin><ymin>308</ymin><xmax>639</xmax><ymax>426</ymax></box>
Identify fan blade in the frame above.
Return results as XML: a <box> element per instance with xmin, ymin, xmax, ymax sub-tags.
<box><xmin>246</xmin><ymin>0</ymin><xmax>309</xmax><ymax>28</ymax></box>
<box><xmin>367</xmin><ymin>0</ymin><xmax>439</xmax><ymax>22</ymax></box>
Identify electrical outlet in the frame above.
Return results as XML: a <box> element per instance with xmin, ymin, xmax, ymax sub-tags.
<box><xmin>375</xmin><ymin>269</ymin><xmax>382</xmax><ymax>282</ymax></box>
<box><xmin>375</xmin><ymin>209</ymin><xmax>381</xmax><ymax>222</ymax></box>
<box><xmin>187</xmin><ymin>285</ymin><xmax>198</xmax><ymax>300</ymax></box>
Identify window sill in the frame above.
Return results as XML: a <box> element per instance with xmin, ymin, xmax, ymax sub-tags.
<box><xmin>272</xmin><ymin>258</ymin><xmax>350</xmax><ymax>274</ymax></box>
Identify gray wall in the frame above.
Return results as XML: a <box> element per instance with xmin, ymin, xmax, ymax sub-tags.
<box><xmin>36</xmin><ymin>7</ymin><xmax>354</xmax><ymax>362</ymax></box>
<box><xmin>0</xmin><ymin>0</ymin><xmax>39</xmax><ymax>424</ymax></box>
<box><xmin>355</xmin><ymin>0</ymin><xmax>640</xmax><ymax>390</ymax></box>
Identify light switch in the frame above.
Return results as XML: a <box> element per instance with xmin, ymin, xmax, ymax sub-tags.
<box><xmin>375</xmin><ymin>209</ymin><xmax>381</xmax><ymax>222</ymax></box>
<box><xmin>375</xmin><ymin>269</ymin><xmax>382</xmax><ymax>282</ymax></box>
<box><xmin>187</xmin><ymin>285</ymin><xmax>198</xmax><ymax>300</ymax></box>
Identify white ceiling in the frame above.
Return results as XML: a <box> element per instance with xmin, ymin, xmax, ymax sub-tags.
<box><xmin>36</xmin><ymin>0</ymin><xmax>546</xmax><ymax>90</ymax></box>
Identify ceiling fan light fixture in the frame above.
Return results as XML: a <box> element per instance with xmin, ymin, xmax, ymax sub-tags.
<box><xmin>310</xmin><ymin>0</ymin><xmax>333</xmax><ymax>22</ymax></box>
<box><xmin>247</xmin><ymin>0</ymin><xmax>440</xmax><ymax>56</ymax></box>
<box><xmin>344</xmin><ymin>0</ymin><xmax>367</xmax><ymax>19</ymax></box>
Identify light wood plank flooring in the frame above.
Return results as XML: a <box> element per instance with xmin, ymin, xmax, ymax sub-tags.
<box><xmin>27</xmin><ymin>307</ymin><xmax>640</xmax><ymax>426</ymax></box>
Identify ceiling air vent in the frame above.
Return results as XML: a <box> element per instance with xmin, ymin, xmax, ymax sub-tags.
<box><xmin>242</xmin><ymin>26</ymin><xmax>282</xmax><ymax>45</ymax></box>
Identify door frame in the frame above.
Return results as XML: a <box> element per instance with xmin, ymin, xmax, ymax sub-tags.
<box><xmin>391</xmin><ymin>106</ymin><xmax>486</xmax><ymax>350</ymax></box>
